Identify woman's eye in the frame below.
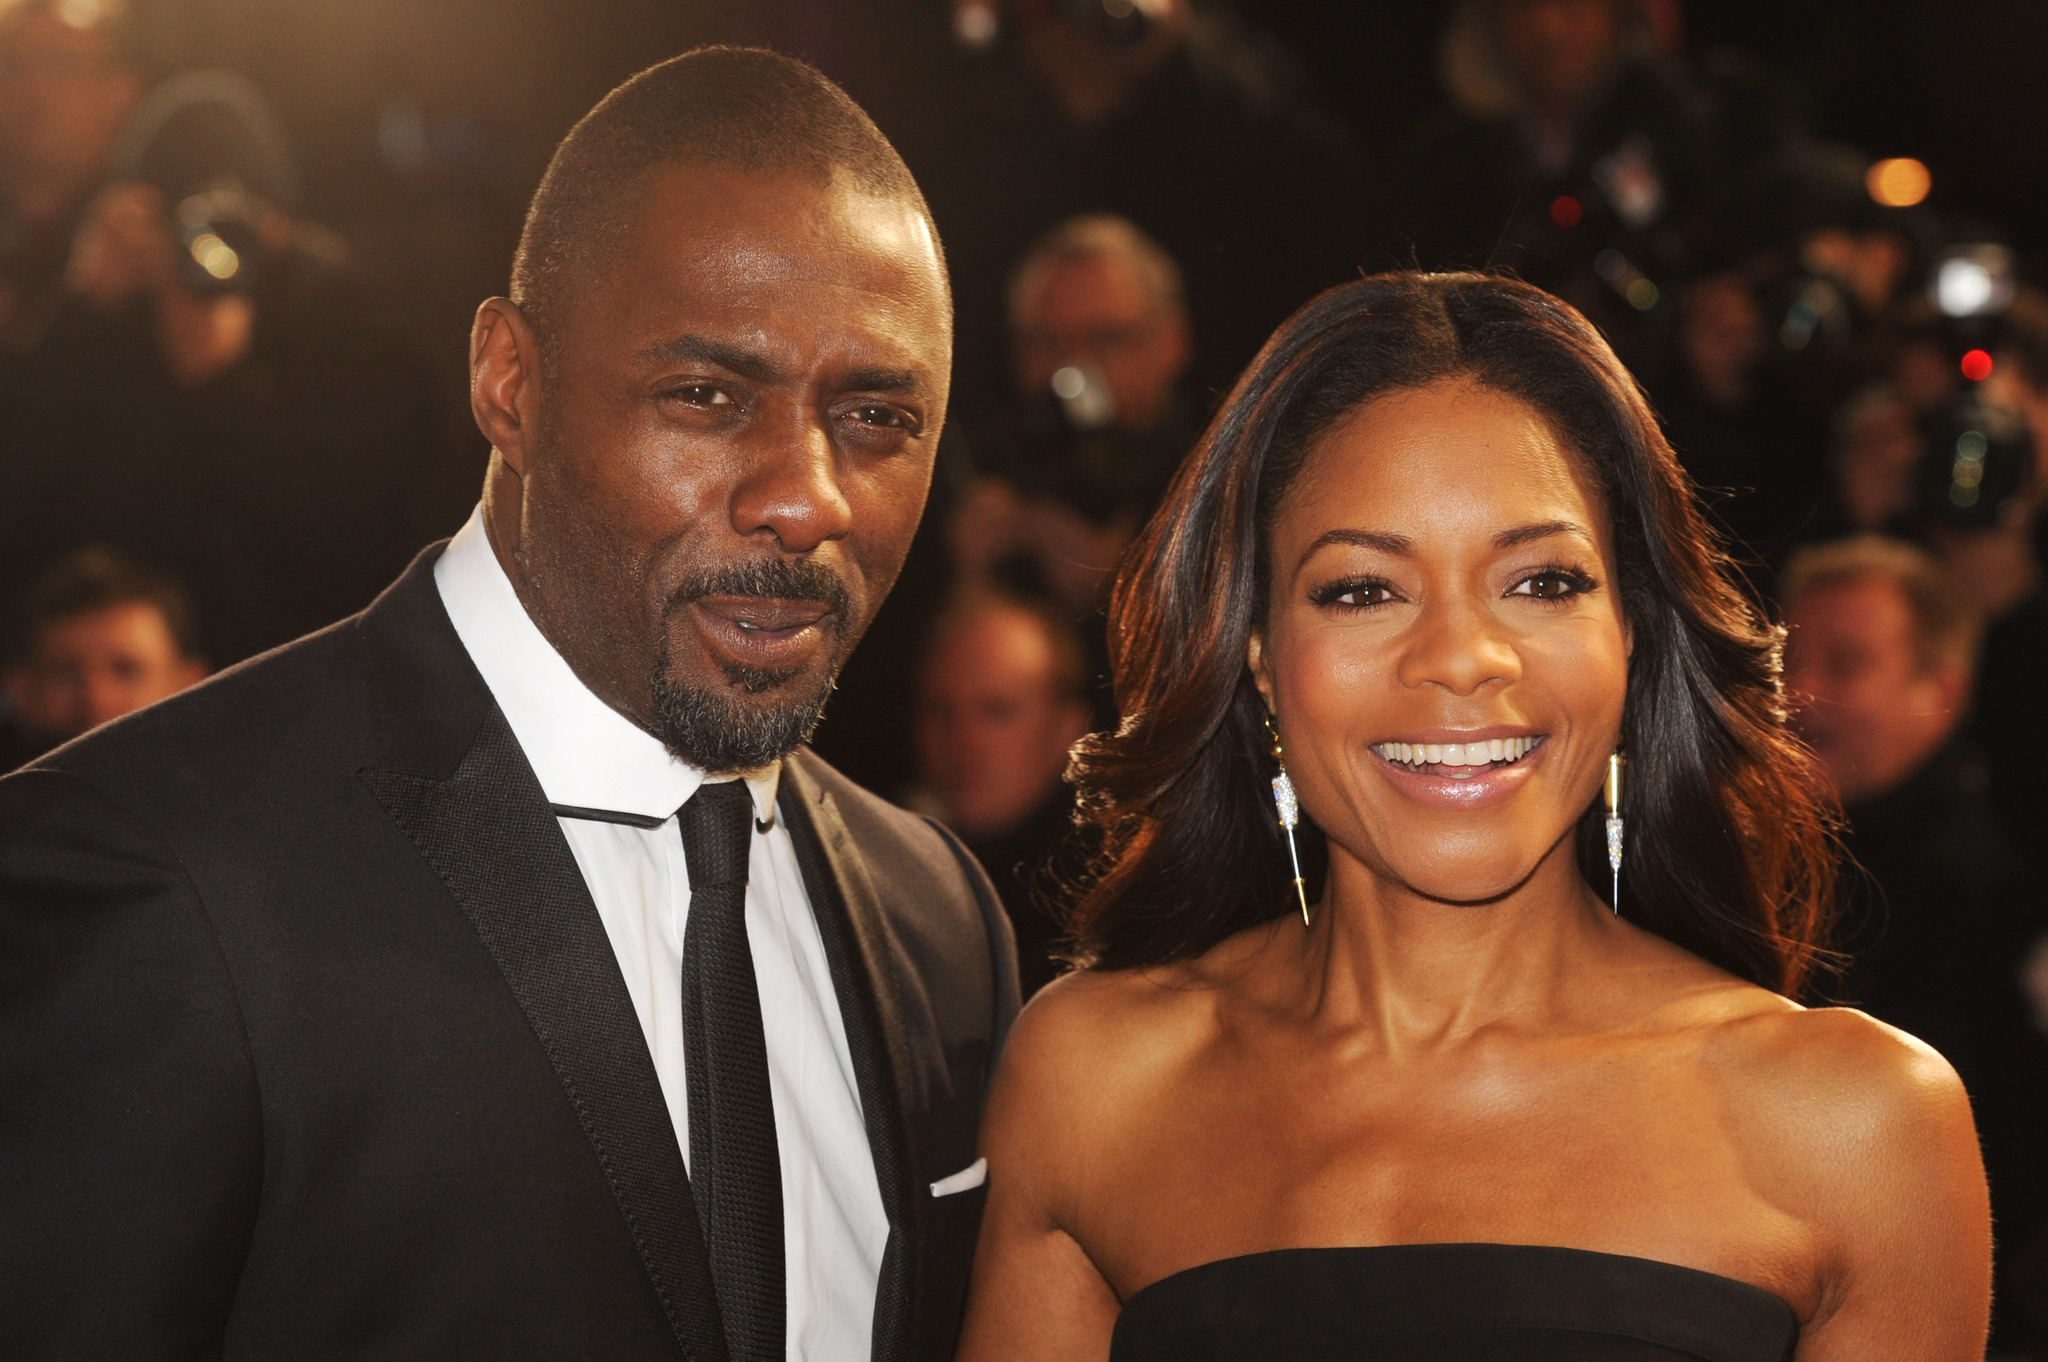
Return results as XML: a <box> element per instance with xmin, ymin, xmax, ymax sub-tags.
<box><xmin>1512</xmin><ymin>570</ymin><xmax>1593</xmax><ymax>600</ymax></box>
<box><xmin>1317</xmin><ymin>580</ymin><xmax>1397</xmax><ymax>608</ymax></box>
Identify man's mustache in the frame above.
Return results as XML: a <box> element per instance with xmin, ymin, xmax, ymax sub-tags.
<box><xmin>668</xmin><ymin>557</ymin><xmax>853</xmax><ymax>627</ymax></box>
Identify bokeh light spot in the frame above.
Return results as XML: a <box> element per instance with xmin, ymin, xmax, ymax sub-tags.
<box><xmin>1867</xmin><ymin>157</ymin><xmax>1932</xmax><ymax>208</ymax></box>
<box><xmin>1961</xmin><ymin>348</ymin><xmax>1994</xmax><ymax>382</ymax></box>
<box><xmin>1549</xmin><ymin>195</ymin><xmax>1582</xmax><ymax>229</ymax></box>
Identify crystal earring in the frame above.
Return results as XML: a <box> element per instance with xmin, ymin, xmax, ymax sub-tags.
<box><xmin>1266</xmin><ymin>714</ymin><xmax>1312</xmax><ymax>928</ymax></box>
<box><xmin>1603</xmin><ymin>751</ymin><xmax>1625</xmax><ymax>914</ymax></box>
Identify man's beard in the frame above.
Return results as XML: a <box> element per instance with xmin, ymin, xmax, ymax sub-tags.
<box><xmin>648</xmin><ymin>556</ymin><xmax>853</xmax><ymax>772</ymax></box>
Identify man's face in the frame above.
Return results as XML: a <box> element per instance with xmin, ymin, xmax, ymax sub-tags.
<box><xmin>1012</xmin><ymin>251</ymin><xmax>1189</xmax><ymax>435</ymax></box>
<box><xmin>0</xmin><ymin>9</ymin><xmax>138</xmax><ymax>192</ymax></box>
<box><xmin>4</xmin><ymin>601</ymin><xmax>206</xmax><ymax>744</ymax></box>
<box><xmin>484</xmin><ymin>165</ymin><xmax>951</xmax><ymax>773</ymax></box>
<box><xmin>1785</xmin><ymin>576</ymin><xmax>1960</xmax><ymax>805</ymax></box>
<box><xmin>915</xmin><ymin>608</ymin><xmax>1089</xmax><ymax>837</ymax></box>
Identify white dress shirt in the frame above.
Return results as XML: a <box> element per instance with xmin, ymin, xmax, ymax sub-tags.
<box><xmin>435</xmin><ymin>507</ymin><xmax>887</xmax><ymax>1361</ymax></box>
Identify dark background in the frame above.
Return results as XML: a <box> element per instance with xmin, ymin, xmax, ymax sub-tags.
<box><xmin>115</xmin><ymin>0</ymin><xmax>2048</xmax><ymax>443</ymax></box>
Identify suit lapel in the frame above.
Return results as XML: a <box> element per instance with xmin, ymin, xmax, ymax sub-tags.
<box><xmin>778</xmin><ymin>756</ymin><xmax>925</xmax><ymax>1361</ymax></box>
<box><xmin>354</xmin><ymin>554</ymin><xmax>727</xmax><ymax>1362</ymax></box>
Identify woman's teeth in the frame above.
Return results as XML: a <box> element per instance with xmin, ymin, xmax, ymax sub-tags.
<box><xmin>1372</xmin><ymin>735</ymin><xmax>1544</xmax><ymax>775</ymax></box>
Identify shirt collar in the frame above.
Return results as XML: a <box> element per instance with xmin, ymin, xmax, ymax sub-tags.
<box><xmin>433</xmin><ymin>506</ymin><xmax>779</xmax><ymax>825</ymax></box>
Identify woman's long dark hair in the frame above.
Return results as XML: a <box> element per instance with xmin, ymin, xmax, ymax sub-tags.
<box><xmin>1067</xmin><ymin>272</ymin><xmax>1836</xmax><ymax>997</ymax></box>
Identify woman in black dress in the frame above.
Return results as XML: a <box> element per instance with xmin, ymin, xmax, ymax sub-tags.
<box><xmin>956</xmin><ymin>273</ymin><xmax>1989</xmax><ymax>1361</ymax></box>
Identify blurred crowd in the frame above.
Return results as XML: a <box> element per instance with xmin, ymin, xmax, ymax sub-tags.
<box><xmin>6</xmin><ymin>0</ymin><xmax>2048</xmax><ymax>1350</ymax></box>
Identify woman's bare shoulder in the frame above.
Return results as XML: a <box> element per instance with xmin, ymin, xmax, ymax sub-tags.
<box><xmin>1700</xmin><ymin>1002</ymin><xmax>1981</xmax><ymax>1216</ymax></box>
<box><xmin>1705</xmin><ymin>1002</ymin><xmax>1968</xmax><ymax>1114</ymax></box>
<box><xmin>995</xmin><ymin>961</ymin><xmax>1216</xmax><ymax>1107</ymax></box>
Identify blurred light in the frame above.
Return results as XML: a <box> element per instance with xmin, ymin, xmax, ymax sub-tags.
<box><xmin>1866</xmin><ymin>157</ymin><xmax>1932</xmax><ymax>209</ymax></box>
<box><xmin>1103</xmin><ymin>0</ymin><xmax>1137</xmax><ymax>16</ymax></box>
<box><xmin>377</xmin><ymin>96</ymin><xmax>431</xmax><ymax>175</ymax></box>
<box><xmin>1050</xmin><ymin>363</ymin><xmax>1116</xmax><ymax>430</ymax></box>
<box><xmin>1961</xmin><ymin>348</ymin><xmax>1995</xmax><ymax>382</ymax></box>
<box><xmin>952</xmin><ymin>0</ymin><xmax>998</xmax><ymax>48</ymax></box>
<box><xmin>55</xmin><ymin>0</ymin><xmax>104</xmax><ymax>30</ymax></box>
<box><xmin>1951</xmin><ymin>428</ymin><xmax>1988</xmax><ymax>506</ymax></box>
<box><xmin>1549</xmin><ymin>195</ymin><xmax>1582</xmax><ymax>229</ymax></box>
<box><xmin>189</xmin><ymin>232</ymin><xmax>241</xmax><ymax>281</ymax></box>
<box><xmin>1935</xmin><ymin>245</ymin><xmax>2015</xmax><ymax>318</ymax></box>
<box><xmin>1625</xmin><ymin>278</ymin><xmax>1660</xmax><ymax>311</ymax></box>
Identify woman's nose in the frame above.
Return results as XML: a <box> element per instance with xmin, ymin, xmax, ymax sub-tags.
<box><xmin>1395</xmin><ymin>595</ymin><xmax>1522</xmax><ymax>696</ymax></box>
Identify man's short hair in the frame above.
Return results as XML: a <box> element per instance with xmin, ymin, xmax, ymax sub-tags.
<box><xmin>1006</xmin><ymin>213</ymin><xmax>1186</xmax><ymax>334</ymax></box>
<box><xmin>511</xmin><ymin>46</ymin><xmax>937</xmax><ymax>359</ymax></box>
<box><xmin>9</xmin><ymin>544</ymin><xmax>200</xmax><ymax>662</ymax></box>
<box><xmin>1781</xmin><ymin>534</ymin><xmax>1983</xmax><ymax>678</ymax></box>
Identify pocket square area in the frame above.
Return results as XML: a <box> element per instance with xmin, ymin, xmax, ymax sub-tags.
<box><xmin>929</xmin><ymin>1156</ymin><xmax>988</xmax><ymax>1198</ymax></box>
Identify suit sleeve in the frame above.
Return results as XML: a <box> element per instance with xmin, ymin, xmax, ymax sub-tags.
<box><xmin>0</xmin><ymin>768</ymin><xmax>262</xmax><ymax>1355</ymax></box>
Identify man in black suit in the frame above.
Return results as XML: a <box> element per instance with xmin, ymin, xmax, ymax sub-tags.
<box><xmin>0</xmin><ymin>48</ymin><xmax>1019</xmax><ymax>1361</ymax></box>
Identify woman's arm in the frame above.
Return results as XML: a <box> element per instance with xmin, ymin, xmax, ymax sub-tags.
<box><xmin>1759</xmin><ymin>1010</ymin><xmax>1992</xmax><ymax>1360</ymax></box>
<box><xmin>955</xmin><ymin>978</ymin><xmax>1127</xmax><ymax>1362</ymax></box>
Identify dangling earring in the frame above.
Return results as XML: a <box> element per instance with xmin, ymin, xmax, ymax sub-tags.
<box><xmin>1603</xmin><ymin>751</ymin><xmax>1625</xmax><ymax>915</ymax></box>
<box><xmin>1266</xmin><ymin>714</ymin><xmax>1312</xmax><ymax>928</ymax></box>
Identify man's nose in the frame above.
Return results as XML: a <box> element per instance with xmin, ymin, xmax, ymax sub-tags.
<box><xmin>730</xmin><ymin>412</ymin><xmax>854</xmax><ymax>554</ymax></box>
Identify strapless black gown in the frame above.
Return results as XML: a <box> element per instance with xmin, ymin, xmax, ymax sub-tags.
<box><xmin>1110</xmin><ymin>1244</ymin><xmax>1798</xmax><ymax>1361</ymax></box>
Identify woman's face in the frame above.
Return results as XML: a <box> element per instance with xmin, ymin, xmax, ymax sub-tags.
<box><xmin>1250</xmin><ymin>377</ymin><xmax>1629</xmax><ymax>905</ymax></box>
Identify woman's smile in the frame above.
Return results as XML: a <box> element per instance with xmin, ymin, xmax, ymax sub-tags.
<box><xmin>1368</xmin><ymin>730</ymin><xmax>1549</xmax><ymax>807</ymax></box>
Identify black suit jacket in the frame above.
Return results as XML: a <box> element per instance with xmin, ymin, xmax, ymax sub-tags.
<box><xmin>0</xmin><ymin>546</ymin><xmax>1021</xmax><ymax>1361</ymax></box>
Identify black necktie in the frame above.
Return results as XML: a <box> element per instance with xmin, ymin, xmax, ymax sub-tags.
<box><xmin>678</xmin><ymin>779</ymin><xmax>785</xmax><ymax>1362</ymax></box>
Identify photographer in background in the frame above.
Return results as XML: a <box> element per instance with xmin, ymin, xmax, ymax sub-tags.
<box><xmin>909</xmin><ymin>590</ymin><xmax>1094</xmax><ymax>998</ymax></box>
<box><xmin>0</xmin><ymin>544</ymin><xmax>206</xmax><ymax>769</ymax></box>
<box><xmin>905</xmin><ymin>0</ymin><xmax>1363</xmax><ymax>410</ymax></box>
<box><xmin>1783</xmin><ymin>534</ymin><xmax>2047</xmax><ymax>1358</ymax></box>
<box><xmin>0</xmin><ymin>0</ymin><xmax>141</xmax><ymax>352</ymax></box>
<box><xmin>0</xmin><ymin>66</ymin><xmax>439</xmax><ymax>664</ymax></box>
<box><xmin>952</xmin><ymin>214</ymin><xmax>1194</xmax><ymax>617</ymax></box>
<box><xmin>1394</xmin><ymin>0</ymin><xmax>1733</xmax><ymax>381</ymax></box>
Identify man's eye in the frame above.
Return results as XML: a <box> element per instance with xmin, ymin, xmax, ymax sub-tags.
<box><xmin>848</xmin><ymin>404</ymin><xmax>910</xmax><ymax>429</ymax></box>
<box><xmin>666</xmin><ymin>385</ymin><xmax>733</xmax><ymax>407</ymax></box>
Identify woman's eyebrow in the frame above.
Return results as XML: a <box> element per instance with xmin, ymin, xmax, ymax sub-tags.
<box><xmin>1297</xmin><ymin>527</ymin><xmax>1411</xmax><ymax>571</ymax></box>
<box><xmin>1494</xmin><ymin>520</ymin><xmax>1594</xmax><ymax>550</ymax></box>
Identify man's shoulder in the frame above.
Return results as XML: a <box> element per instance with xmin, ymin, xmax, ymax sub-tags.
<box><xmin>786</xmin><ymin>748</ymin><xmax>1017</xmax><ymax>966</ymax></box>
<box><xmin>784</xmin><ymin>747</ymin><xmax>985</xmax><ymax>894</ymax></box>
<box><xmin>25</xmin><ymin>547</ymin><xmax>455</xmax><ymax>809</ymax></box>
<box><xmin>32</xmin><ymin>615</ymin><xmax>369</xmax><ymax>797</ymax></box>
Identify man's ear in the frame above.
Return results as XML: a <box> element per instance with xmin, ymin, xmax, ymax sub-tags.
<box><xmin>470</xmin><ymin>298</ymin><xmax>542</xmax><ymax>474</ymax></box>
<box><xmin>1247</xmin><ymin>628</ymin><xmax>1276</xmax><ymax>712</ymax></box>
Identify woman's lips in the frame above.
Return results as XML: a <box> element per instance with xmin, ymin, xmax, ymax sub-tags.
<box><xmin>684</xmin><ymin>595</ymin><xmax>836</xmax><ymax>674</ymax></box>
<box><xmin>1370</xmin><ymin>732</ymin><xmax>1549</xmax><ymax>808</ymax></box>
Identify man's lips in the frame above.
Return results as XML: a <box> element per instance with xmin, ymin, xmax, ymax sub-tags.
<box><xmin>684</xmin><ymin>595</ymin><xmax>838</xmax><ymax>672</ymax></box>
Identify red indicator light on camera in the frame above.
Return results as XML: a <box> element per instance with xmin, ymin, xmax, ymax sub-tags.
<box><xmin>1961</xmin><ymin>348</ymin><xmax>1994</xmax><ymax>381</ymax></box>
<box><xmin>1550</xmin><ymin>195</ymin><xmax>1582</xmax><ymax>229</ymax></box>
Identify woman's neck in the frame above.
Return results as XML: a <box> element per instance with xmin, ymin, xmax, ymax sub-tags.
<box><xmin>1287</xmin><ymin>841</ymin><xmax>1619</xmax><ymax>1049</ymax></box>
